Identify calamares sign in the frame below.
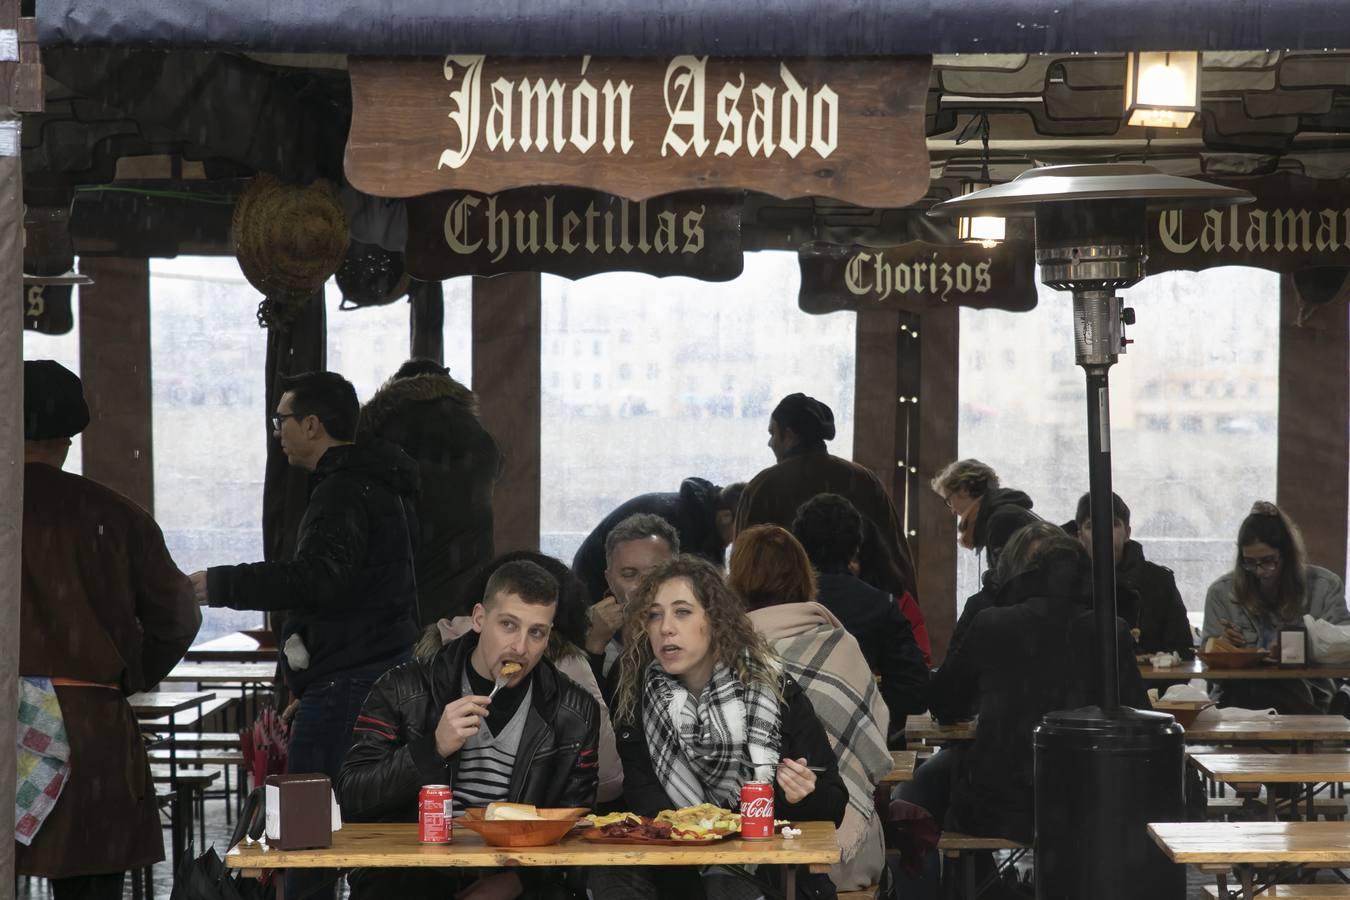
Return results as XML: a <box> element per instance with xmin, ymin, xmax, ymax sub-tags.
<box><xmin>405</xmin><ymin>188</ymin><xmax>743</xmax><ymax>281</ymax></box>
<box><xmin>347</xmin><ymin>55</ymin><xmax>931</xmax><ymax>208</ymax></box>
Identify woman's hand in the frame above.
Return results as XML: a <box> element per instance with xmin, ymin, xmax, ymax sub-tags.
<box><xmin>776</xmin><ymin>757</ymin><xmax>817</xmax><ymax>805</ymax></box>
<box><xmin>1219</xmin><ymin>620</ymin><xmax>1249</xmax><ymax>647</ymax></box>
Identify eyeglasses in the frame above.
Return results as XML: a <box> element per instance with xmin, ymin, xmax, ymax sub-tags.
<box><xmin>270</xmin><ymin>412</ymin><xmax>300</xmax><ymax>430</ymax></box>
<box><xmin>1240</xmin><ymin>554</ymin><xmax>1281</xmax><ymax>574</ymax></box>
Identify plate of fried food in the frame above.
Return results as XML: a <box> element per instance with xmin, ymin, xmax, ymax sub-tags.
<box><xmin>457</xmin><ymin>802</ymin><xmax>590</xmax><ymax>847</ymax></box>
<box><xmin>581</xmin><ymin>803</ymin><xmax>790</xmax><ymax>844</ymax></box>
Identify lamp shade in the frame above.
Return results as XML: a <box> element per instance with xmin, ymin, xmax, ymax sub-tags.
<box><xmin>956</xmin><ymin>182</ymin><xmax>1006</xmax><ymax>247</ymax></box>
<box><xmin>1125</xmin><ymin>51</ymin><xmax>1201</xmax><ymax>129</ymax></box>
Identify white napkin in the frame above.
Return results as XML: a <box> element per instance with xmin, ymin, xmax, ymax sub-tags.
<box><xmin>1193</xmin><ymin>705</ymin><xmax>1276</xmax><ymax>725</ymax></box>
<box><xmin>1157</xmin><ymin>684</ymin><xmax>1211</xmax><ymax>703</ymax></box>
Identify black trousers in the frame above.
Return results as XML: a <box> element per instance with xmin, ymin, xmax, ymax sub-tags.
<box><xmin>50</xmin><ymin>873</ymin><xmax>125</xmax><ymax>900</ymax></box>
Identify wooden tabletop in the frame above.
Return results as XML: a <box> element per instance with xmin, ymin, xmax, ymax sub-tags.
<box><xmin>225</xmin><ymin>821</ymin><xmax>840</xmax><ymax>872</ymax></box>
<box><xmin>1140</xmin><ymin>660</ymin><xmax>1350</xmax><ymax>681</ymax></box>
<box><xmin>881</xmin><ymin>751</ymin><xmax>917</xmax><ymax>784</ymax></box>
<box><xmin>904</xmin><ymin>716</ymin><xmax>976</xmax><ymax>743</ymax></box>
<box><xmin>163</xmin><ymin>662</ymin><xmax>277</xmax><ymax>684</ymax></box>
<box><xmin>129</xmin><ymin>690</ymin><xmax>217</xmax><ymax>716</ymax></box>
<box><xmin>1183</xmin><ymin>716</ymin><xmax>1350</xmax><ymax>743</ymax></box>
<box><xmin>1148</xmin><ymin>821</ymin><xmax>1350</xmax><ymax>864</ymax></box>
<box><xmin>185</xmin><ymin>632</ymin><xmax>277</xmax><ymax>663</ymax></box>
<box><xmin>1189</xmin><ymin>753</ymin><xmax>1350</xmax><ymax>784</ymax></box>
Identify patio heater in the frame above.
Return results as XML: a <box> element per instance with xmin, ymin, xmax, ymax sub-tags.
<box><xmin>930</xmin><ymin>164</ymin><xmax>1252</xmax><ymax>900</ymax></box>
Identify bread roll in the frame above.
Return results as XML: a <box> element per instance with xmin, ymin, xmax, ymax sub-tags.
<box><xmin>486</xmin><ymin>802</ymin><xmax>541</xmax><ymax>821</ymax></box>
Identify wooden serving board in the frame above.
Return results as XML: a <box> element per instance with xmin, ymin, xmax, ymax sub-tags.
<box><xmin>579</xmin><ymin>827</ymin><xmax>728</xmax><ymax>846</ymax></box>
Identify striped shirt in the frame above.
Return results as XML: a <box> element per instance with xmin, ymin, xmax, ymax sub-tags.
<box><xmin>451</xmin><ymin>670</ymin><xmax>532</xmax><ymax>817</ymax></box>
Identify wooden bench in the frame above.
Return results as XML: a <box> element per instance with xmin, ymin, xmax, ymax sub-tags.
<box><xmin>171</xmin><ymin>731</ymin><xmax>242</xmax><ymax>749</ymax></box>
<box><xmin>837</xmin><ymin>887</ymin><xmax>881</xmax><ymax>900</ymax></box>
<box><xmin>148</xmin><ymin>747</ymin><xmax>246</xmax><ymax>767</ymax></box>
<box><xmin>938</xmin><ymin>832</ymin><xmax>1031</xmax><ymax>899</ymax></box>
<box><xmin>139</xmin><ymin>695</ymin><xmax>236</xmax><ymax>730</ymax></box>
<box><xmin>1204</xmin><ymin>888</ymin><xmax>1350</xmax><ymax>898</ymax></box>
<box><xmin>1207</xmin><ymin>796</ymin><xmax>1348</xmax><ymax>821</ymax></box>
<box><xmin>150</xmin><ymin>769</ymin><xmax>219</xmax><ymax>849</ymax></box>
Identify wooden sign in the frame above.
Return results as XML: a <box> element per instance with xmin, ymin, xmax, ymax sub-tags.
<box><xmin>797</xmin><ymin>241</ymin><xmax>1038</xmax><ymax>315</ymax></box>
<box><xmin>22</xmin><ymin>284</ymin><xmax>74</xmax><ymax>335</ymax></box>
<box><xmin>405</xmin><ymin>187</ymin><xmax>743</xmax><ymax>281</ymax></box>
<box><xmin>1149</xmin><ymin>173</ymin><xmax>1350</xmax><ymax>275</ymax></box>
<box><xmin>346</xmin><ymin>55</ymin><xmax>931</xmax><ymax>208</ymax></box>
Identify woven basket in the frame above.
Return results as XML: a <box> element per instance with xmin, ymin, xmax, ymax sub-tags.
<box><xmin>232</xmin><ymin>174</ymin><xmax>349</xmax><ymax>327</ymax></box>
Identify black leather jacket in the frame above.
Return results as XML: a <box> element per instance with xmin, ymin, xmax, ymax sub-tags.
<box><xmin>338</xmin><ymin>631</ymin><xmax>600</xmax><ymax>897</ymax></box>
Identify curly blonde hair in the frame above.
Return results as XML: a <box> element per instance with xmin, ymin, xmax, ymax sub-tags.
<box><xmin>613</xmin><ymin>555</ymin><xmax>780</xmax><ymax>725</ymax></box>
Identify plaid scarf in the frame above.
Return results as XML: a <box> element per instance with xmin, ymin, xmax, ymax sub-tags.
<box><xmin>15</xmin><ymin>677</ymin><xmax>71</xmax><ymax>846</ymax></box>
<box><xmin>641</xmin><ymin>659</ymin><xmax>782</xmax><ymax>809</ymax></box>
<box><xmin>749</xmin><ymin>603</ymin><xmax>892</xmax><ymax>869</ymax></box>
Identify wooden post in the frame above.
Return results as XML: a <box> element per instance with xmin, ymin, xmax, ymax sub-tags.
<box><xmin>853</xmin><ymin>311</ymin><xmax>903</xmax><ymax>496</ymax></box>
<box><xmin>916</xmin><ymin>305</ymin><xmax>960</xmax><ymax>663</ymax></box>
<box><xmin>1277</xmin><ymin>278</ymin><xmax>1349</xmax><ymax>577</ymax></box>
<box><xmin>409</xmin><ymin>278</ymin><xmax>445</xmax><ymax>365</ymax></box>
<box><xmin>0</xmin><ymin>108</ymin><xmax>22</xmax><ymax>900</ymax></box>
<box><xmin>472</xmin><ymin>273</ymin><xmax>541</xmax><ymax>552</ymax></box>
<box><xmin>77</xmin><ymin>257</ymin><xmax>154</xmax><ymax>512</ymax></box>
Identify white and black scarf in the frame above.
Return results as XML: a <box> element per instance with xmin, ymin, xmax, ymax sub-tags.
<box><xmin>641</xmin><ymin>659</ymin><xmax>783</xmax><ymax>809</ymax></box>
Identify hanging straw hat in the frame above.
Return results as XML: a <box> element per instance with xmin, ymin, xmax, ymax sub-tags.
<box><xmin>232</xmin><ymin>174</ymin><xmax>349</xmax><ymax>328</ymax></box>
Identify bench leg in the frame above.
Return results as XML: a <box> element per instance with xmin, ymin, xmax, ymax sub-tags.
<box><xmin>964</xmin><ymin>853</ymin><xmax>976</xmax><ymax>900</ymax></box>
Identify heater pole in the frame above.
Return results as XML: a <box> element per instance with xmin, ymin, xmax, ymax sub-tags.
<box><xmin>1083</xmin><ymin>367</ymin><xmax>1120</xmax><ymax>712</ymax></box>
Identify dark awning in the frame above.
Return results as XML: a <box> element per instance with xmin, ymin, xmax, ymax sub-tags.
<box><xmin>37</xmin><ymin>0</ymin><xmax>1350</xmax><ymax>56</ymax></box>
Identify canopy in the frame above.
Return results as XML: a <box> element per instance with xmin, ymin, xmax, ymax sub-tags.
<box><xmin>37</xmin><ymin>0</ymin><xmax>1350</xmax><ymax>56</ymax></box>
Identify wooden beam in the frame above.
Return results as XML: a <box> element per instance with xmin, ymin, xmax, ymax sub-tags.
<box><xmin>472</xmin><ymin>273</ymin><xmax>540</xmax><ymax>552</ymax></box>
<box><xmin>853</xmin><ymin>311</ymin><xmax>902</xmax><ymax>491</ymax></box>
<box><xmin>77</xmin><ymin>257</ymin><xmax>154</xmax><ymax>513</ymax></box>
<box><xmin>916</xmin><ymin>304</ymin><xmax>960</xmax><ymax>663</ymax></box>
<box><xmin>409</xmin><ymin>279</ymin><xmax>445</xmax><ymax>365</ymax></box>
<box><xmin>0</xmin><ymin>98</ymin><xmax>22</xmax><ymax>897</ymax></box>
<box><xmin>1277</xmin><ymin>278</ymin><xmax>1349</xmax><ymax>578</ymax></box>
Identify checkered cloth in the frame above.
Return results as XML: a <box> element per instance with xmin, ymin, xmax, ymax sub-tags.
<box><xmin>15</xmin><ymin>677</ymin><xmax>71</xmax><ymax>846</ymax></box>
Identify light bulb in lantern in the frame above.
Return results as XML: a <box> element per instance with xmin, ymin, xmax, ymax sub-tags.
<box><xmin>957</xmin><ymin>182</ymin><xmax>1006</xmax><ymax>248</ymax></box>
<box><xmin>1124</xmin><ymin>51</ymin><xmax>1200</xmax><ymax>129</ymax></box>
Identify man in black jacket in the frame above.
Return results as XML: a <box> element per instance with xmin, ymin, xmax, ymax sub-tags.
<box><xmin>191</xmin><ymin>371</ymin><xmax>421</xmax><ymax>789</ymax></box>
<box><xmin>1068</xmin><ymin>491</ymin><xmax>1195</xmax><ymax>658</ymax></box>
<box><xmin>339</xmin><ymin>559</ymin><xmax>600</xmax><ymax>899</ymax></box>
<box><xmin>791</xmin><ymin>493</ymin><xmax>929</xmax><ymax>746</ymax></box>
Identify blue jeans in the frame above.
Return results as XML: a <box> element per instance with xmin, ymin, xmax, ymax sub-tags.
<box><xmin>284</xmin><ymin>674</ymin><xmax>379</xmax><ymax>900</ymax></box>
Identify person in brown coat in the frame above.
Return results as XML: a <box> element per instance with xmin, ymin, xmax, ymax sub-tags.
<box><xmin>17</xmin><ymin>360</ymin><xmax>200</xmax><ymax>900</ymax></box>
<box><xmin>735</xmin><ymin>392</ymin><xmax>919</xmax><ymax>599</ymax></box>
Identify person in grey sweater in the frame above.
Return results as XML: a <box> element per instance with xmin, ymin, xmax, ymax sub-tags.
<box><xmin>1201</xmin><ymin>501</ymin><xmax>1349</xmax><ymax>713</ymax></box>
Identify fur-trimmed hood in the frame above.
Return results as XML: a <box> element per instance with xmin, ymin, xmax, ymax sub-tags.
<box><xmin>357</xmin><ymin>372</ymin><xmax>478</xmax><ymax>440</ymax></box>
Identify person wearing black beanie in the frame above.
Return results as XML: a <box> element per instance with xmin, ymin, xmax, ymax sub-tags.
<box><xmin>737</xmin><ymin>392</ymin><xmax>919</xmax><ymax>603</ymax></box>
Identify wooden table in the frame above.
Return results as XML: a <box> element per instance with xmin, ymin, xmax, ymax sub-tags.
<box><xmin>904</xmin><ymin>716</ymin><xmax>976</xmax><ymax>744</ymax></box>
<box><xmin>1189</xmin><ymin>753</ymin><xmax>1350</xmax><ymax>821</ymax></box>
<box><xmin>882</xmin><ymin>751</ymin><xmax>917</xmax><ymax>785</ymax></box>
<box><xmin>1149</xmin><ymin>821</ymin><xmax>1350</xmax><ymax>900</ymax></box>
<box><xmin>1140</xmin><ymin>660</ymin><xmax>1350</xmax><ymax>681</ymax></box>
<box><xmin>185</xmin><ymin>631</ymin><xmax>277</xmax><ymax>663</ymax></box>
<box><xmin>163</xmin><ymin>662</ymin><xmax>277</xmax><ymax>684</ymax></box>
<box><xmin>1184</xmin><ymin>716</ymin><xmax>1350</xmax><ymax>748</ymax></box>
<box><xmin>227</xmin><ymin>821</ymin><xmax>840</xmax><ymax>895</ymax></box>
<box><xmin>128</xmin><ymin>690</ymin><xmax>216</xmax><ymax>866</ymax></box>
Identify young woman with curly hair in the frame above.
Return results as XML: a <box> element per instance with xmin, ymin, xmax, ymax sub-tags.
<box><xmin>594</xmin><ymin>555</ymin><xmax>846</xmax><ymax>900</ymax></box>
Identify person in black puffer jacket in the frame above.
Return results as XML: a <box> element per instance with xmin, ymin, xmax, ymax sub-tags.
<box><xmin>358</xmin><ymin>359</ymin><xmax>502</xmax><ymax>626</ymax></box>
<box><xmin>339</xmin><ymin>559</ymin><xmax>600</xmax><ymax>900</ymax></box>
<box><xmin>199</xmin><ymin>371</ymin><xmax>421</xmax><ymax>782</ymax></box>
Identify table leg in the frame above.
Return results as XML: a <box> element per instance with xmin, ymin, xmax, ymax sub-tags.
<box><xmin>784</xmin><ymin>865</ymin><xmax>796</xmax><ymax>900</ymax></box>
<box><xmin>1238</xmin><ymin>864</ymin><xmax>1256</xmax><ymax>900</ymax></box>
<box><xmin>169</xmin><ymin>710</ymin><xmax>182</xmax><ymax>865</ymax></box>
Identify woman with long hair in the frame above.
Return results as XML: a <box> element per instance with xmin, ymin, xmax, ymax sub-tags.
<box><xmin>728</xmin><ymin>525</ymin><xmax>903</xmax><ymax>893</ymax></box>
<box><xmin>1201</xmin><ymin>501</ymin><xmax>1349</xmax><ymax>713</ymax></box>
<box><xmin>598</xmin><ymin>555</ymin><xmax>846</xmax><ymax>900</ymax></box>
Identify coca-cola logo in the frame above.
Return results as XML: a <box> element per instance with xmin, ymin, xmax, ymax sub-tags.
<box><xmin>742</xmin><ymin>797</ymin><xmax>774</xmax><ymax>818</ymax></box>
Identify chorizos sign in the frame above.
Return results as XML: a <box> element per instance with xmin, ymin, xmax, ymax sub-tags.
<box><xmin>797</xmin><ymin>241</ymin><xmax>1038</xmax><ymax>314</ymax></box>
<box><xmin>346</xmin><ymin>55</ymin><xmax>930</xmax><ymax>208</ymax></box>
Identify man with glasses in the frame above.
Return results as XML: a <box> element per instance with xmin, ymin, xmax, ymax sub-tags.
<box><xmin>189</xmin><ymin>370</ymin><xmax>422</xmax><ymax>899</ymax></box>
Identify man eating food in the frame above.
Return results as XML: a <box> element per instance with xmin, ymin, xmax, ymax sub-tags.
<box><xmin>338</xmin><ymin>559</ymin><xmax>600</xmax><ymax>899</ymax></box>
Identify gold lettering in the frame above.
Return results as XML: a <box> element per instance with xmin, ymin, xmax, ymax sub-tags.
<box><xmin>662</xmin><ymin>56</ymin><xmax>710</xmax><ymax>158</ymax></box>
<box><xmin>601</xmin><ymin>80</ymin><xmax>634</xmax><ymax>154</ymax></box>
<box><xmin>437</xmin><ymin>55</ymin><xmax>484</xmax><ymax>170</ymax></box>
<box><xmin>486</xmin><ymin>77</ymin><xmax>515</xmax><ymax>151</ymax></box>
<box><xmin>1316</xmin><ymin>209</ymin><xmax>1340</xmax><ymax>252</ymax></box>
<box><xmin>747</xmin><ymin>84</ymin><xmax>776</xmax><ymax>157</ymax></box>
<box><xmin>682</xmin><ymin>207</ymin><xmax>706</xmax><ymax>254</ymax></box>
<box><xmin>975</xmin><ymin>261</ymin><xmax>992</xmax><ymax>293</ymax></box>
<box><xmin>1245</xmin><ymin>210</ymin><xmax>1270</xmax><ymax>252</ymax></box>
<box><xmin>443</xmin><ymin>195</ymin><xmax>483</xmax><ymax>254</ymax></box>
<box><xmin>518</xmin><ymin>78</ymin><xmax>566</xmax><ymax>152</ymax></box>
<box><xmin>845</xmin><ymin>252</ymin><xmax>872</xmax><ymax>295</ymax></box>
<box><xmin>810</xmin><ymin>85</ymin><xmax>838</xmax><ymax>158</ymax></box>
<box><xmin>1273</xmin><ymin>209</ymin><xmax>1313</xmax><ymax>252</ymax></box>
<box><xmin>1200</xmin><ymin>210</ymin><xmax>1224</xmax><ymax>253</ymax></box>
<box><xmin>655</xmin><ymin>211</ymin><xmax>678</xmax><ymax>252</ymax></box>
<box><xmin>561</xmin><ymin>212</ymin><xmax>581</xmax><ymax>253</ymax></box>
<box><xmin>715</xmin><ymin>74</ymin><xmax>745</xmax><ymax>157</ymax></box>
<box><xmin>1158</xmin><ymin>209</ymin><xmax>1197</xmax><ymax>254</ymax></box>
<box><xmin>778</xmin><ymin>63</ymin><xmax>808</xmax><ymax>159</ymax></box>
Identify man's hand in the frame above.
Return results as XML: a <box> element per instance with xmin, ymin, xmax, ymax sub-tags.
<box><xmin>455</xmin><ymin>872</ymin><xmax>522</xmax><ymax>900</ymax></box>
<box><xmin>776</xmin><ymin>757</ymin><xmax>817</xmax><ymax>805</ymax></box>
<box><xmin>585</xmin><ymin>596</ymin><xmax>625</xmax><ymax>655</ymax></box>
<box><xmin>189</xmin><ymin>571</ymin><xmax>210</xmax><ymax>606</ymax></box>
<box><xmin>434</xmin><ymin>695</ymin><xmax>491</xmax><ymax>758</ymax></box>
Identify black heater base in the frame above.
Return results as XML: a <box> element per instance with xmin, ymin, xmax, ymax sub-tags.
<box><xmin>1034</xmin><ymin>706</ymin><xmax>1185</xmax><ymax>900</ymax></box>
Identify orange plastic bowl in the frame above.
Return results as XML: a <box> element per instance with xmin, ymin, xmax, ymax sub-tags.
<box><xmin>454</xmin><ymin>808</ymin><xmax>589</xmax><ymax>847</ymax></box>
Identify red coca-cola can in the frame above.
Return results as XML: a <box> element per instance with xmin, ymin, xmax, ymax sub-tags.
<box><xmin>419</xmin><ymin>785</ymin><xmax>453</xmax><ymax>843</ymax></box>
<box><xmin>739</xmin><ymin>781</ymin><xmax>775</xmax><ymax>840</ymax></box>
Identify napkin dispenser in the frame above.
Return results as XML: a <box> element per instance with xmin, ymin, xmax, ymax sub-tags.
<box><xmin>264</xmin><ymin>774</ymin><xmax>342</xmax><ymax>850</ymax></box>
